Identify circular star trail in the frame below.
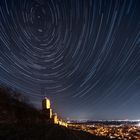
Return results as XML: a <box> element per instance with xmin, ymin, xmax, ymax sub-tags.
<box><xmin>0</xmin><ymin>0</ymin><xmax>140</xmax><ymax>119</ymax></box>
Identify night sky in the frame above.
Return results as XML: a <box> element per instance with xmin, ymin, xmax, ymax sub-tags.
<box><xmin>0</xmin><ymin>0</ymin><xmax>140</xmax><ymax>120</ymax></box>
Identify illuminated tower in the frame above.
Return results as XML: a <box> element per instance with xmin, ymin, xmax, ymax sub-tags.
<box><xmin>42</xmin><ymin>97</ymin><xmax>50</xmax><ymax>109</ymax></box>
<box><xmin>52</xmin><ymin>113</ymin><xmax>58</xmax><ymax>124</ymax></box>
<box><xmin>42</xmin><ymin>97</ymin><xmax>52</xmax><ymax>119</ymax></box>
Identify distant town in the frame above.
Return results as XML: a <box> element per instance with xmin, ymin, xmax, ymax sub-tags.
<box><xmin>42</xmin><ymin>97</ymin><xmax>140</xmax><ymax>139</ymax></box>
<box><xmin>69</xmin><ymin>120</ymin><xmax>140</xmax><ymax>139</ymax></box>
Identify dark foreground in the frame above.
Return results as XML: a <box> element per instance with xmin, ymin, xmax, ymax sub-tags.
<box><xmin>0</xmin><ymin>86</ymin><xmax>110</xmax><ymax>140</ymax></box>
<box><xmin>0</xmin><ymin>123</ymin><xmax>111</xmax><ymax>140</ymax></box>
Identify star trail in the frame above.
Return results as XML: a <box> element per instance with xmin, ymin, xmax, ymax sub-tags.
<box><xmin>0</xmin><ymin>0</ymin><xmax>140</xmax><ymax>120</ymax></box>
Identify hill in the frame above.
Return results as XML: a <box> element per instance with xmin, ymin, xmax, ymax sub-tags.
<box><xmin>0</xmin><ymin>86</ymin><xmax>110</xmax><ymax>140</ymax></box>
<box><xmin>0</xmin><ymin>86</ymin><xmax>41</xmax><ymax>124</ymax></box>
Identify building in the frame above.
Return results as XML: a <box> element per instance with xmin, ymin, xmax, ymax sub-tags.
<box><xmin>42</xmin><ymin>97</ymin><xmax>50</xmax><ymax>109</ymax></box>
<box><xmin>58</xmin><ymin>119</ymin><xmax>68</xmax><ymax>127</ymax></box>
<box><xmin>42</xmin><ymin>97</ymin><xmax>52</xmax><ymax>119</ymax></box>
<box><xmin>41</xmin><ymin>97</ymin><xmax>67</xmax><ymax>127</ymax></box>
<box><xmin>52</xmin><ymin>113</ymin><xmax>58</xmax><ymax>124</ymax></box>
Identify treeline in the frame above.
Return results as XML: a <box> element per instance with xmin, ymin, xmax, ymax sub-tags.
<box><xmin>0</xmin><ymin>86</ymin><xmax>42</xmax><ymax>124</ymax></box>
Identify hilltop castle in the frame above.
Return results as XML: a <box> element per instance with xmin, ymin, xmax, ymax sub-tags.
<box><xmin>42</xmin><ymin>97</ymin><xmax>67</xmax><ymax>127</ymax></box>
